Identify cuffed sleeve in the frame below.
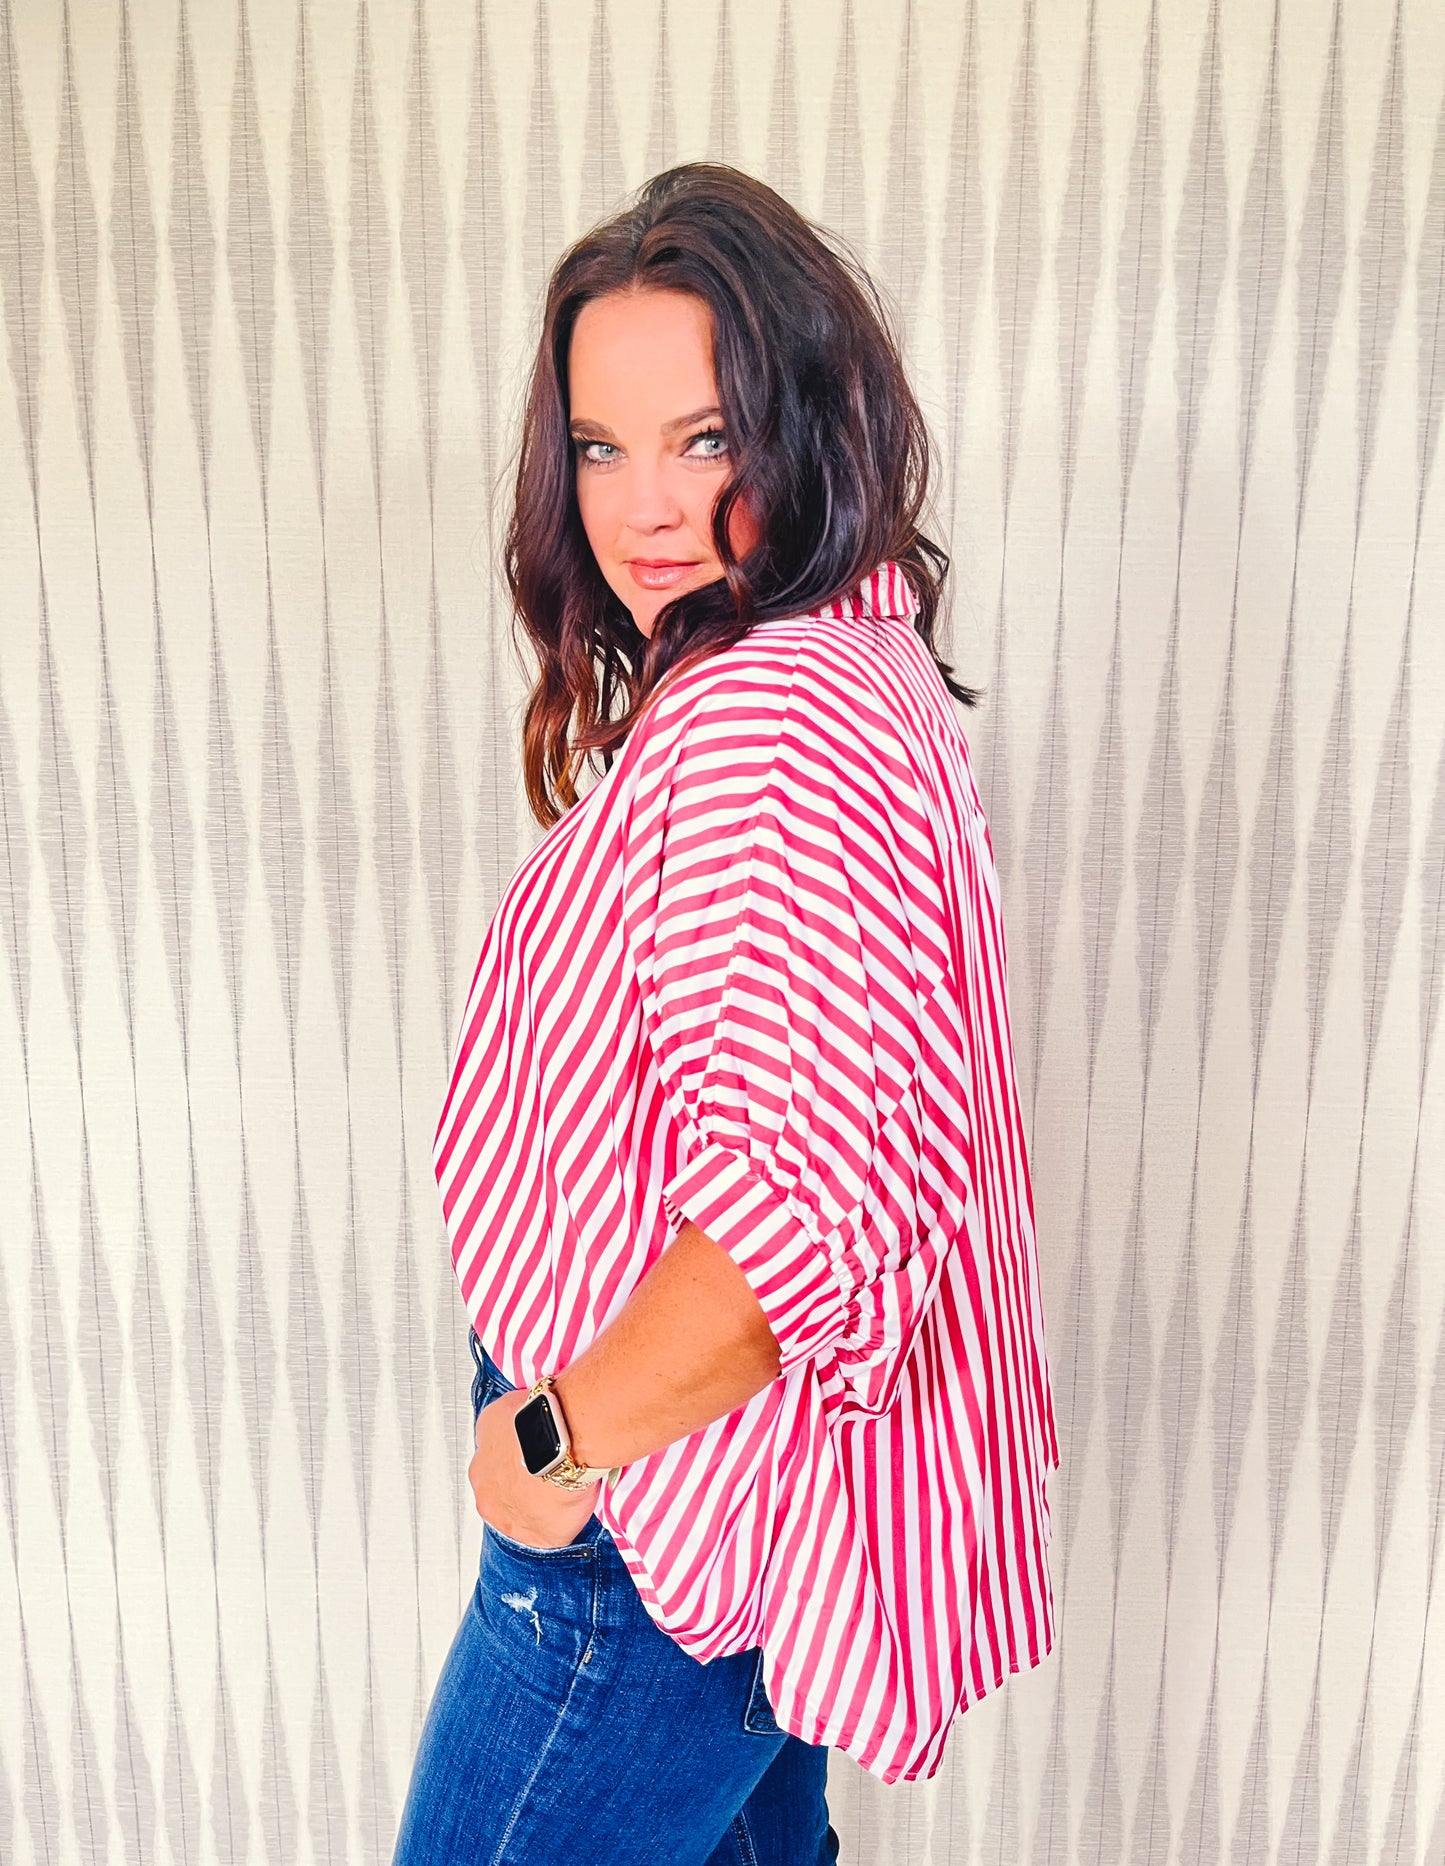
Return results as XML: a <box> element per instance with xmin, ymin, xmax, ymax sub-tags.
<box><xmin>622</xmin><ymin>656</ymin><xmax>970</xmax><ymax>1411</ymax></box>
<box><xmin>660</xmin><ymin>1137</ymin><xmax>852</xmax><ymax>1373</ymax></box>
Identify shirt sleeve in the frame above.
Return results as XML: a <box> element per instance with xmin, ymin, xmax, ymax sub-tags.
<box><xmin>620</xmin><ymin>662</ymin><xmax>973</xmax><ymax>1416</ymax></box>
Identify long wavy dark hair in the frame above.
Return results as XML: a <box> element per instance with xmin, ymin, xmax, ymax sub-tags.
<box><xmin>503</xmin><ymin>161</ymin><xmax>980</xmax><ymax>828</ymax></box>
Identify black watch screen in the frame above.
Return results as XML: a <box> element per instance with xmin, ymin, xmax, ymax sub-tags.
<box><xmin>514</xmin><ymin>1391</ymin><xmax>563</xmax><ymax>1475</ymax></box>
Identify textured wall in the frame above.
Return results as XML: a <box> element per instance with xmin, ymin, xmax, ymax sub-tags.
<box><xmin>1</xmin><ymin>0</ymin><xmax>1443</xmax><ymax>1861</ymax></box>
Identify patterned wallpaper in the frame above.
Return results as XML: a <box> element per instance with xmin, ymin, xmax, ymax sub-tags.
<box><xmin>1</xmin><ymin>0</ymin><xmax>1443</xmax><ymax>1861</ymax></box>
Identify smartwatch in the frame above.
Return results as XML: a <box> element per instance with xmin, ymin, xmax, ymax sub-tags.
<box><xmin>513</xmin><ymin>1376</ymin><xmax>621</xmax><ymax>1490</ymax></box>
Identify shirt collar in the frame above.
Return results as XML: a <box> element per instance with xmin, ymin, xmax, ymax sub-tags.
<box><xmin>812</xmin><ymin>559</ymin><xmax>921</xmax><ymax>623</ymax></box>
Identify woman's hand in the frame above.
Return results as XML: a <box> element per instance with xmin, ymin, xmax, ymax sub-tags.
<box><xmin>469</xmin><ymin>1389</ymin><xmax>601</xmax><ymax>1549</ymax></box>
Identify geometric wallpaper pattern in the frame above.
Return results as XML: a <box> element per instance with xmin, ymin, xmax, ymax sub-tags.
<box><xmin>0</xmin><ymin>0</ymin><xmax>1442</xmax><ymax>1860</ymax></box>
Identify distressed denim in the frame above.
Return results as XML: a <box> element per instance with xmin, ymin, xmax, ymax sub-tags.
<box><xmin>391</xmin><ymin>1331</ymin><xmax>842</xmax><ymax>1866</ymax></box>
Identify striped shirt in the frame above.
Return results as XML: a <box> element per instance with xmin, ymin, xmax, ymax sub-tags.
<box><xmin>433</xmin><ymin>559</ymin><xmax>1060</xmax><ymax>1784</ymax></box>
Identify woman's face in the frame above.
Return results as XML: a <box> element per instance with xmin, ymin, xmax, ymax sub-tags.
<box><xmin>568</xmin><ymin>287</ymin><xmax>760</xmax><ymax>638</ymax></box>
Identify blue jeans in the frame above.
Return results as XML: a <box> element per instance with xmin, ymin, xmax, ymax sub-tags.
<box><xmin>391</xmin><ymin>1331</ymin><xmax>842</xmax><ymax>1865</ymax></box>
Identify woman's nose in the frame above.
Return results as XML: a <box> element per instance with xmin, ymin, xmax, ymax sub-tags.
<box><xmin>622</xmin><ymin>458</ymin><xmax>685</xmax><ymax>532</ymax></box>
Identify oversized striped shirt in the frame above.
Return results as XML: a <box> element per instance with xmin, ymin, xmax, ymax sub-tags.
<box><xmin>433</xmin><ymin>559</ymin><xmax>1060</xmax><ymax>1784</ymax></box>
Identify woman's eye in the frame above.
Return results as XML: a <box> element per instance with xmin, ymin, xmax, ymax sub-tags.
<box><xmin>573</xmin><ymin>431</ymin><xmax>727</xmax><ymax>465</ymax></box>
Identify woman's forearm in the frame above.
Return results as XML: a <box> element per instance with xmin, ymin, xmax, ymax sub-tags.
<box><xmin>549</xmin><ymin>1220</ymin><xmax>783</xmax><ymax>1470</ymax></box>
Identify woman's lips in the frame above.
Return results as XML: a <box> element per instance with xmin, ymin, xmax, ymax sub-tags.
<box><xmin>628</xmin><ymin>560</ymin><xmax>698</xmax><ymax>590</ymax></box>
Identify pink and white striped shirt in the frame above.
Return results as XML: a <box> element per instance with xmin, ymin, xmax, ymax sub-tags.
<box><xmin>433</xmin><ymin>559</ymin><xmax>1059</xmax><ymax>1784</ymax></box>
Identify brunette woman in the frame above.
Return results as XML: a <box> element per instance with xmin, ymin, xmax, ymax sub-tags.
<box><xmin>392</xmin><ymin>162</ymin><xmax>1059</xmax><ymax>1866</ymax></box>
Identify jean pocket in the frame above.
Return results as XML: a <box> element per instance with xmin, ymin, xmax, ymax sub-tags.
<box><xmin>483</xmin><ymin>1518</ymin><xmax>601</xmax><ymax>1560</ymax></box>
<box><xmin>469</xmin><ymin>1332</ymin><xmax>516</xmax><ymax>1424</ymax></box>
<box><xmin>742</xmin><ymin>1644</ymin><xmax>782</xmax><ymax>1736</ymax></box>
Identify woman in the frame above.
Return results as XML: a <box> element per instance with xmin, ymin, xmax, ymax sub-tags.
<box><xmin>393</xmin><ymin>163</ymin><xmax>1059</xmax><ymax>1866</ymax></box>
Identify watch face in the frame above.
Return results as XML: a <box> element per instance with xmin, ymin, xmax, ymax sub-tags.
<box><xmin>514</xmin><ymin>1392</ymin><xmax>564</xmax><ymax>1475</ymax></box>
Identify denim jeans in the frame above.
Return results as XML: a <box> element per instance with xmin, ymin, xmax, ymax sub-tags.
<box><xmin>391</xmin><ymin>1331</ymin><xmax>842</xmax><ymax>1865</ymax></box>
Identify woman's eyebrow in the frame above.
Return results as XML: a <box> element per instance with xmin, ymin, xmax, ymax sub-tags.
<box><xmin>660</xmin><ymin>404</ymin><xmax>722</xmax><ymax>433</ymax></box>
<box><xmin>568</xmin><ymin>405</ymin><xmax>722</xmax><ymax>439</ymax></box>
